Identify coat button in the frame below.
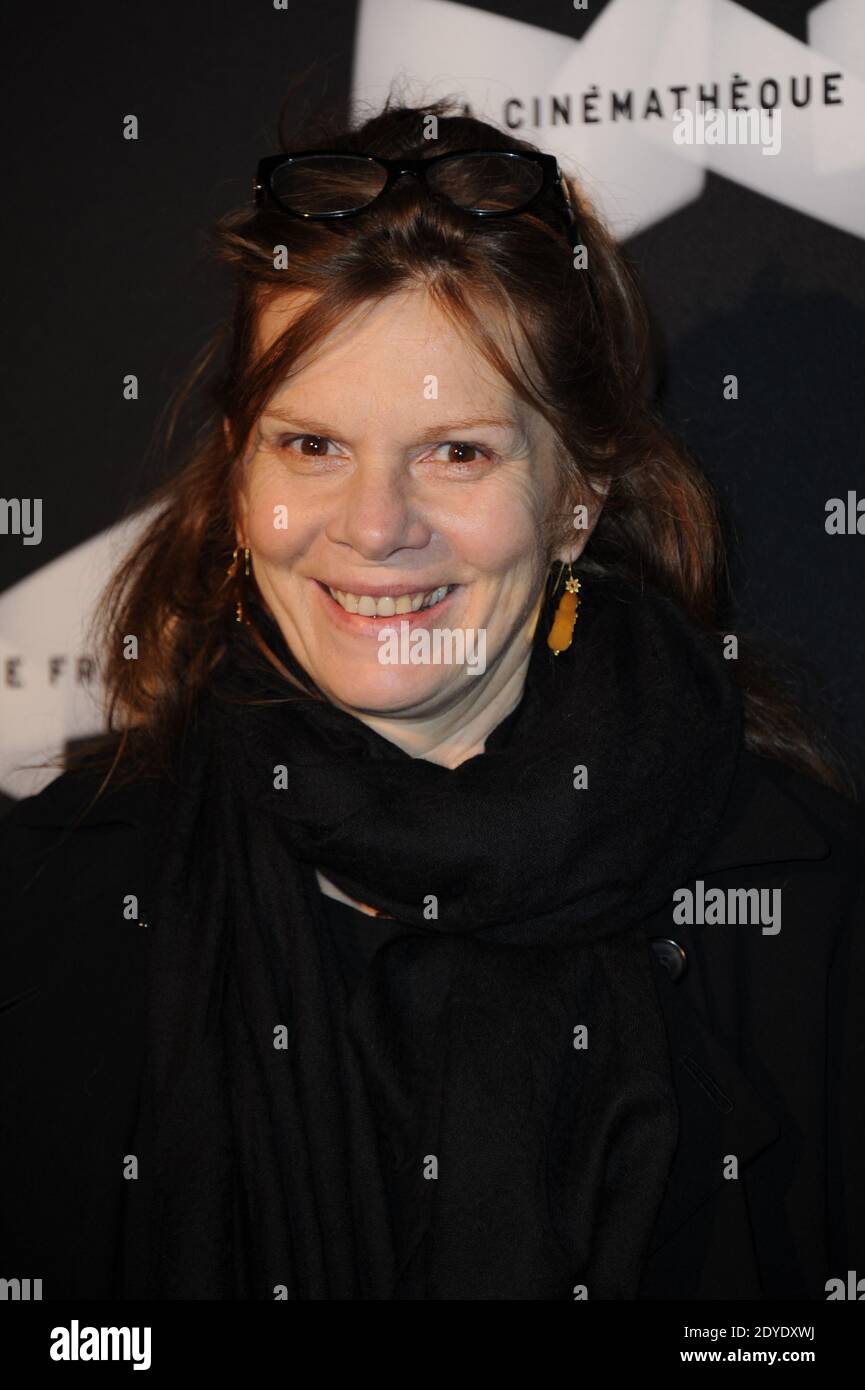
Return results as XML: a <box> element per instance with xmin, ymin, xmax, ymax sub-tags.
<box><xmin>649</xmin><ymin>937</ymin><xmax>688</xmax><ymax>981</ymax></box>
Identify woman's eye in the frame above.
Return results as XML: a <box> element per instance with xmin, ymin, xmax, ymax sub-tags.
<box><xmin>431</xmin><ymin>441</ymin><xmax>492</xmax><ymax>468</ymax></box>
<box><xmin>280</xmin><ymin>434</ymin><xmax>337</xmax><ymax>457</ymax></box>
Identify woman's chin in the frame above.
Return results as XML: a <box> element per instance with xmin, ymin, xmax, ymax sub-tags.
<box><xmin>315</xmin><ymin>663</ymin><xmax>465</xmax><ymax>717</ymax></box>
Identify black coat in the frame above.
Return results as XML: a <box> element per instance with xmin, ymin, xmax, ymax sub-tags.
<box><xmin>1</xmin><ymin>747</ymin><xmax>863</xmax><ymax>1300</ymax></box>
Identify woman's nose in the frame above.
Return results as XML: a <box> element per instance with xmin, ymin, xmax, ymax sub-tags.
<box><xmin>332</xmin><ymin>468</ymin><xmax>425</xmax><ymax>558</ymax></box>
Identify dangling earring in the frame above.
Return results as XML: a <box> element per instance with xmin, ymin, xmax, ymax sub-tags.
<box><xmin>226</xmin><ymin>544</ymin><xmax>251</xmax><ymax>624</ymax></box>
<box><xmin>546</xmin><ymin>560</ymin><xmax>581</xmax><ymax>655</ymax></box>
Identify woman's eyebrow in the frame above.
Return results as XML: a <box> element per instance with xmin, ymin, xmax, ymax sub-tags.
<box><xmin>261</xmin><ymin>410</ymin><xmax>523</xmax><ymax>442</ymax></box>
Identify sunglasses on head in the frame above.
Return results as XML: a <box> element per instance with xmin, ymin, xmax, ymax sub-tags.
<box><xmin>254</xmin><ymin>148</ymin><xmax>579</xmax><ymax>246</ymax></box>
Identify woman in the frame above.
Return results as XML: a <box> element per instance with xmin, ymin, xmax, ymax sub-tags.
<box><xmin>1</xmin><ymin>99</ymin><xmax>863</xmax><ymax>1302</ymax></box>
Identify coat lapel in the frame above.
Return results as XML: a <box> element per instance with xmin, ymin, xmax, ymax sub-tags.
<box><xmin>644</xmin><ymin>964</ymin><xmax>782</xmax><ymax>1254</ymax></box>
<box><xmin>643</xmin><ymin>753</ymin><xmax>831</xmax><ymax>1253</ymax></box>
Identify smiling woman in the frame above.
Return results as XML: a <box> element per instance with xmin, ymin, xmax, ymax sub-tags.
<box><xmin>237</xmin><ymin>286</ymin><xmax>568</xmax><ymax>733</ymax></box>
<box><xmin>1</xmin><ymin>96</ymin><xmax>863</xmax><ymax>1304</ymax></box>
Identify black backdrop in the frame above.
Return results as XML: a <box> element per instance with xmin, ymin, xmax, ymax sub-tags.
<box><xmin>3</xmin><ymin>0</ymin><xmax>864</xmax><ymax>809</ymax></box>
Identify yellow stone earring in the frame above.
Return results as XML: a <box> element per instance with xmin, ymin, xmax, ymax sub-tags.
<box><xmin>547</xmin><ymin>560</ymin><xmax>581</xmax><ymax>655</ymax></box>
<box><xmin>226</xmin><ymin>543</ymin><xmax>251</xmax><ymax>624</ymax></box>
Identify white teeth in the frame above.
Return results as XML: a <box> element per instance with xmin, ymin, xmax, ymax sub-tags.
<box><xmin>327</xmin><ymin>584</ymin><xmax>453</xmax><ymax>615</ymax></box>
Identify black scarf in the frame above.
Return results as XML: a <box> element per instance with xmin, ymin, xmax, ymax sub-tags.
<box><xmin>119</xmin><ymin>571</ymin><xmax>743</xmax><ymax>1300</ymax></box>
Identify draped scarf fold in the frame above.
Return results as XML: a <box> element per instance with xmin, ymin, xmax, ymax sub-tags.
<box><xmin>119</xmin><ymin>571</ymin><xmax>743</xmax><ymax>1299</ymax></box>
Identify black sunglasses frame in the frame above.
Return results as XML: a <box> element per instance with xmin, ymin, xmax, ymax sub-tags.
<box><xmin>254</xmin><ymin>147</ymin><xmax>578</xmax><ymax>240</ymax></box>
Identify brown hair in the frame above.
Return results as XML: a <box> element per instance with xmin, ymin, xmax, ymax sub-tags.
<box><xmin>57</xmin><ymin>96</ymin><xmax>855</xmax><ymax>801</ymax></box>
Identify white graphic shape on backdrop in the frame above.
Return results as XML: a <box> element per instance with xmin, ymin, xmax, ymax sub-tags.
<box><xmin>352</xmin><ymin>0</ymin><xmax>865</xmax><ymax>239</ymax></box>
<box><xmin>0</xmin><ymin>508</ymin><xmax>154</xmax><ymax>799</ymax></box>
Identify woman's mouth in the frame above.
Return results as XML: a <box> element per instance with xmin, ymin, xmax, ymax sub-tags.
<box><xmin>313</xmin><ymin>579</ymin><xmax>460</xmax><ymax>634</ymax></box>
<box><xmin>325</xmin><ymin>582</ymin><xmax>458</xmax><ymax>615</ymax></box>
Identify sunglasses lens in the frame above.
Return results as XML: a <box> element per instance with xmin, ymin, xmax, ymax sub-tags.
<box><xmin>269</xmin><ymin>155</ymin><xmax>388</xmax><ymax>215</ymax></box>
<box><xmin>425</xmin><ymin>154</ymin><xmax>543</xmax><ymax>212</ymax></box>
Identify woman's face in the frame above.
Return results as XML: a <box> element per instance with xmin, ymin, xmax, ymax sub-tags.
<box><xmin>237</xmin><ymin>286</ymin><xmax>590</xmax><ymax>717</ymax></box>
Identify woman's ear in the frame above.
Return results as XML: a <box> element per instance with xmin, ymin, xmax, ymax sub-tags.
<box><xmin>554</xmin><ymin>475</ymin><xmax>610</xmax><ymax>568</ymax></box>
<box><xmin>234</xmin><ymin>496</ymin><xmax>248</xmax><ymax>549</ymax></box>
<box><xmin>225</xmin><ymin>418</ymin><xmax>249</xmax><ymax>547</ymax></box>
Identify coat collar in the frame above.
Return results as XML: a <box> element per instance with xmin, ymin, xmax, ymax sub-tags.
<box><xmin>695</xmin><ymin>750</ymin><xmax>830</xmax><ymax>874</ymax></box>
<box><xmin>8</xmin><ymin>766</ymin><xmax>160</xmax><ymax>831</ymax></box>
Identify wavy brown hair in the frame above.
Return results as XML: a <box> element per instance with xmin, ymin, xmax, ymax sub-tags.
<box><xmin>56</xmin><ymin>96</ymin><xmax>854</xmax><ymax>802</ymax></box>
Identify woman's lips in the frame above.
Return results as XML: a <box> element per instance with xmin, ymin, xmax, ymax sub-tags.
<box><xmin>313</xmin><ymin>578</ymin><xmax>460</xmax><ymax>638</ymax></box>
